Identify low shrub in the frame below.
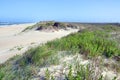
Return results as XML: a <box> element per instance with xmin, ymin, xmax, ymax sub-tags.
<box><xmin>0</xmin><ymin>29</ymin><xmax>120</xmax><ymax>80</ymax></box>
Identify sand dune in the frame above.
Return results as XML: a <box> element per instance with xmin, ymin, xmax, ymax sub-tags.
<box><xmin>0</xmin><ymin>23</ymin><xmax>79</xmax><ymax>63</ymax></box>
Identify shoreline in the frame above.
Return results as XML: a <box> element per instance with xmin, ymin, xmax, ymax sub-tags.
<box><xmin>0</xmin><ymin>23</ymin><xmax>79</xmax><ymax>63</ymax></box>
<box><xmin>0</xmin><ymin>22</ymin><xmax>35</xmax><ymax>27</ymax></box>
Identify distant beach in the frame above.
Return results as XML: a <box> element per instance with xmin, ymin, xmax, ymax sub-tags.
<box><xmin>0</xmin><ymin>22</ymin><xmax>33</xmax><ymax>27</ymax></box>
<box><xmin>0</xmin><ymin>23</ymin><xmax>78</xmax><ymax>63</ymax></box>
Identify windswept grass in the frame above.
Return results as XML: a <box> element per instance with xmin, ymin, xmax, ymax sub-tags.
<box><xmin>100</xmin><ymin>25</ymin><xmax>120</xmax><ymax>32</ymax></box>
<box><xmin>0</xmin><ymin>28</ymin><xmax>120</xmax><ymax>80</ymax></box>
<box><xmin>18</xmin><ymin>30</ymin><xmax>120</xmax><ymax>66</ymax></box>
<box><xmin>47</xmin><ymin>30</ymin><xmax>119</xmax><ymax>57</ymax></box>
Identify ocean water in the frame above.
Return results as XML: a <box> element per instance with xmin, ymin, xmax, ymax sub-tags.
<box><xmin>0</xmin><ymin>22</ymin><xmax>32</xmax><ymax>26</ymax></box>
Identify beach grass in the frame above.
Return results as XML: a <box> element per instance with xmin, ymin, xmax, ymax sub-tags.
<box><xmin>0</xmin><ymin>26</ymin><xmax>120</xmax><ymax>80</ymax></box>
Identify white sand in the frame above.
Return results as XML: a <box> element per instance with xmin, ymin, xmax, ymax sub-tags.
<box><xmin>0</xmin><ymin>23</ymin><xmax>79</xmax><ymax>63</ymax></box>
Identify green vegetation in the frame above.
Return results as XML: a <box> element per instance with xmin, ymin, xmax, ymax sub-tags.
<box><xmin>100</xmin><ymin>25</ymin><xmax>120</xmax><ymax>32</ymax></box>
<box><xmin>65</xmin><ymin>64</ymin><xmax>103</xmax><ymax>80</ymax></box>
<box><xmin>45</xmin><ymin>68</ymin><xmax>50</xmax><ymax>80</ymax></box>
<box><xmin>44</xmin><ymin>58</ymin><xmax>118</xmax><ymax>80</ymax></box>
<box><xmin>0</xmin><ymin>25</ymin><xmax>120</xmax><ymax>79</ymax></box>
<box><xmin>22</xmin><ymin>21</ymin><xmax>78</xmax><ymax>32</ymax></box>
<box><xmin>18</xmin><ymin>30</ymin><xmax>120</xmax><ymax>66</ymax></box>
<box><xmin>9</xmin><ymin>46</ymin><xmax>23</xmax><ymax>51</ymax></box>
<box><xmin>47</xmin><ymin>30</ymin><xmax>119</xmax><ymax>58</ymax></box>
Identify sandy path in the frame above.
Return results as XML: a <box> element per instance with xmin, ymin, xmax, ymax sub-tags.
<box><xmin>0</xmin><ymin>23</ymin><xmax>79</xmax><ymax>63</ymax></box>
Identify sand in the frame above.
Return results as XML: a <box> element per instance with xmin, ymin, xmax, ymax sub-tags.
<box><xmin>0</xmin><ymin>23</ymin><xmax>79</xmax><ymax>63</ymax></box>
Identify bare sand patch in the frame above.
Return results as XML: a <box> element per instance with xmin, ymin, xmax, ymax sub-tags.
<box><xmin>0</xmin><ymin>23</ymin><xmax>79</xmax><ymax>63</ymax></box>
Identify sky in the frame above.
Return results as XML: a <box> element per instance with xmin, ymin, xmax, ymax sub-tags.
<box><xmin>0</xmin><ymin>0</ymin><xmax>120</xmax><ymax>22</ymax></box>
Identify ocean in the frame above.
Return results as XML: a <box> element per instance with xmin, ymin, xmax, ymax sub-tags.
<box><xmin>0</xmin><ymin>22</ymin><xmax>32</xmax><ymax>26</ymax></box>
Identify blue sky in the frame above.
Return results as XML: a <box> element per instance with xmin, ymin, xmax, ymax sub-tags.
<box><xmin>0</xmin><ymin>0</ymin><xmax>120</xmax><ymax>22</ymax></box>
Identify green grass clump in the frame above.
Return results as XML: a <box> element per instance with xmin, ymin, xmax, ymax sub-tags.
<box><xmin>66</xmin><ymin>64</ymin><xmax>103</xmax><ymax>80</ymax></box>
<box><xmin>100</xmin><ymin>25</ymin><xmax>120</xmax><ymax>32</ymax></box>
<box><xmin>47</xmin><ymin>30</ymin><xmax>120</xmax><ymax>58</ymax></box>
<box><xmin>18</xmin><ymin>30</ymin><xmax>120</xmax><ymax>66</ymax></box>
<box><xmin>0</xmin><ymin>69</ymin><xmax>4</xmax><ymax>80</ymax></box>
<box><xmin>0</xmin><ymin>29</ymin><xmax>120</xmax><ymax>80</ymax></box>
<box><xmin>45</xmin><ymin>68</ymin><xmax>50</xmax><ymax>80</ymax></box>
<box><xmin>18</xmin><ymin>45</ymin><xmax>57</xmax><ymax>66</ymax></box>
<box><xmin>22</xmin><ymin>25</ymin><xmax>34</xmax><ymax>32</ymax></box>
<box><xmin>0</xmin><ymin>63</ymin><xmax>37</xmax><ymax>80</ymax></box>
